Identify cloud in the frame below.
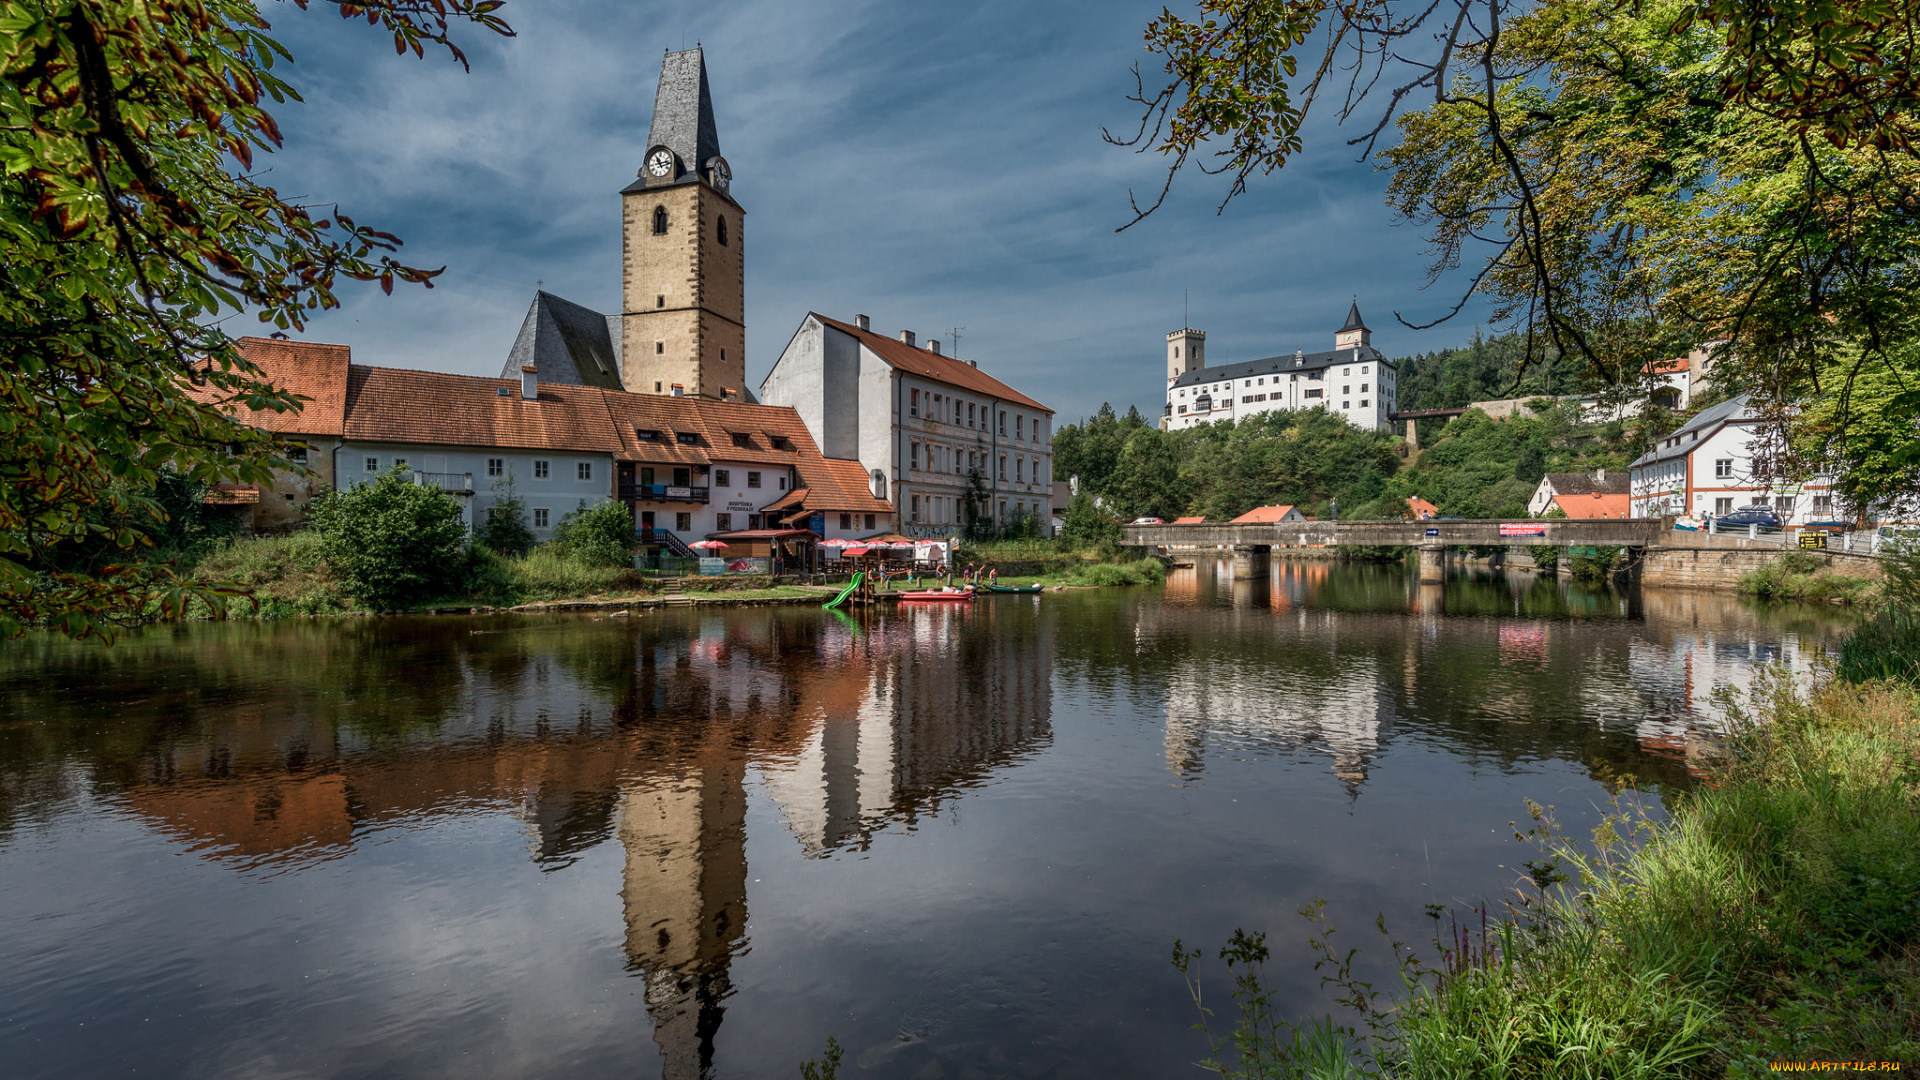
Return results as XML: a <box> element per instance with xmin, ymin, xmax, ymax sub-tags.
<box><xmin>261</xmin><ymin>0</ymin><xmax>1495</xmax><ymax>422</ymax></box>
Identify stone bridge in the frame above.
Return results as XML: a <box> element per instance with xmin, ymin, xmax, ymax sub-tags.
<box><xmin>1121</xmin><ymin>517</ymin><xmax>1875</xmax><ymax>585</ymax></box>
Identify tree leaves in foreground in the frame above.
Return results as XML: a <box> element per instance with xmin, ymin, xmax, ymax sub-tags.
<box><xmin>0</xmin><ymin>0</ymin><xmax>512</xmax><ymax>639</ymax></box>
<box><xmin>1115</xmin><ymin>0</ymin><xmax>1920</xmax><ymax>510</ymax></box>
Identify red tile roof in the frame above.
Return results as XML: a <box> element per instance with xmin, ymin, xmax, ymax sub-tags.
<box><xmin>813</xmin><ymin>314</ymin><xmax>1051</xmax><ymax>413</ymax></box>
<box><xmin>188</xmin><ymin>336</ymin><xmax>351</xmax><ymax>437</ymax></box>
<box><xmin>226</xmin><ymin>336</ymin><xmax>899</xmax><ymax>518</ymax></box>
<box><xmin>1231</xmin><ymin>505</ymin><xmax>1298</xmax><ymax>523</ymax></box>
<box><xmin>1173</xmin><ymin>515</ymin><xmax>1206</xmax><ymax>524</ymax></box>
<box><xmin>342</xmin><ymin>366</ymin><xmax>622</xmax><ymax>453</ymax></box>
<box><xmin>1406</xmin><ymin>496</ymin><xmax>1440</xmax><ymax>519</ymax></box>
<box><xmin>1642</xmin><ymin>357</ymin><xmax>1689</xmax><ymax>375</ymax></box>
<box><xmin>796</xmin><ymin>456</ymin><xmax>893</xmax><ymax>513</ymax></box>
<box><xmin>1552</xmin><ymin>492</ymin><xmax>1632</xmax><ymax>519</ymax></box>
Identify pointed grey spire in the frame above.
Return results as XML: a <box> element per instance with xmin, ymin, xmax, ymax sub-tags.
<box><xmin>1340</xmin><ymin>301</ymin><xmax>1368</xmax><ymax>333</ymax></box>
<box><xmin>647</xmin><ymin>47</ymin><xmax>719</xmax><ymax>179</ymax></box>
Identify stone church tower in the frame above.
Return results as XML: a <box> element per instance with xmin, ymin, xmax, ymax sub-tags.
<box><xmin>620</xmin><ymin>48</ymin><xmax>746</xmax><ymax>399</ymax></box>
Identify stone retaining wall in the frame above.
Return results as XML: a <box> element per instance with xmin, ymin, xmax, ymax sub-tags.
<box><xmin>1639</xmin><ymin>547</ymin><xmax>1881</xmax><ymax>591</ymax></box>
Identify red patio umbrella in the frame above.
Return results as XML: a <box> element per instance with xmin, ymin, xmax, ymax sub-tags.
<box><xmin>688</xmin><ymin>540</ymin><xmax>730</xmax><ymax>551</ymax></box>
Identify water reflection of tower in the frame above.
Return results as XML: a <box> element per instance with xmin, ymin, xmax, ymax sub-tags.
<box><xmin>619</xmin><ymin>756</ymin><xmax>746</xmax><ymax>1080</ymax></box>
<box><xmin>613</xmin><ymin>619</ymin><xmax>795</xmax><ymax>1080</ymax></box>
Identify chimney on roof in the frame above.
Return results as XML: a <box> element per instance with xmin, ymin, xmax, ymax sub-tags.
<box><xmin>1594</xmin><ymin>467</ymin><xmax>1606</xmax><ymax>483</ymax></box>
<box><xmin>670</xmin><ymin>383</ymin><xmax>685</xmax><ymax>398</ymax></box>
<box><xmin>967</xmin><ymin>359</ymin><xmax>978</xmax><ymax>368</ymax></box>
<box><xmin>520</xmin><ymin>364</ymin><xmax>538</xmax><ymax>400</ymax></box>
<box><xmin>900</xmin><ymin>330</ymin><xmax>916</xmax><ymax>347</ymax></box>
<box><xmin>854</xmin><ymin>314</ymin><xmax>870</xmax><ymax>331</ymax></box>
<box><xmin>722</xmin><ymin>387</ymin><xmax>738</xmax><ymax>401</ymax></box>
<box><xmin>929</xmin><ymin>339</ymin><xmax>941</xmax><ymax>355</ymax></box>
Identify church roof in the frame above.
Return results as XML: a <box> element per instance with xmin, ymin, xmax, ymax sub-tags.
<box><xmin>621</xmin><ymin>47</ymin><xmax>721</xmax><ymax>194</ymax></box>
<box><xmin>500</xmin><ymin>291</ymin><xmax>623</xmax><ymax>392</ymax></box>
<box><xmin>1340</xmin><ymin>302</ymin><xmax>1368</xmax><ymax>333</ymax></box>
<box><xmin>1169</xmin><ymin>344</ymin><xmax>1390</xmax><ymax>391</ymax></box>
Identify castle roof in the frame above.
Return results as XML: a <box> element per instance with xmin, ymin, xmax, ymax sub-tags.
<box><xmin>1169</xmin><ymin>344</ymin><xmax>1390</xmax><ymax>391</ymax></box>
<box><xmin>1340</xmin><ymin>302</ymin><xmax>1368</xmax><ymax>333</ymax></box>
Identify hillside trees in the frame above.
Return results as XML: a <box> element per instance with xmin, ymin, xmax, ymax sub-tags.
<box><xmin>1114</xmin><ymin>0</ymin><xmax>1920</xmax><ymax>500</ymax></box>
<box><xmin>0</xmin><ymin>0</ymin><xmax>513</xmax><ymax>639</ymax></box>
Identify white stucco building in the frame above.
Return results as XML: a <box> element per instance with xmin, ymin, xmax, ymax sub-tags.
<box><xmin>760</xmin><ymin>313</ymin><xmax>1055</xmax><ymax>538</ymax></box>
<box><xmin>1163</xmin><ymin>304</ymin><xmax>1398</xmax><ymax>432</ymax></box>
<box><xmin>1628</xmin><ymin>394</ymin><xmax>1840</xmax><ymax>523</ymax></box>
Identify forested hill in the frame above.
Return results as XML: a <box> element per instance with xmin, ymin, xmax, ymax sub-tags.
<box><xmin>1392</xmin><ymin>331</ymin><xmax>1581</xmax><ymax>413</ymax></box>
<box><xmin>1056</xmin><ymin>332</ymin><xmax>1652</xmax><ymax>523</ymax></box>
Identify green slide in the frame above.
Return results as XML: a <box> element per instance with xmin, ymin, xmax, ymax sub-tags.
<box><xmin>823</xmin><ymin>572</ymin><xmax>862</xmax><ymax>610</ymax></box>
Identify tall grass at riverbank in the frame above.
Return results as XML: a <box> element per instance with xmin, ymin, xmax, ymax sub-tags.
<box><xmin>1741</xmin><ymin>551</ymin><xmax>1881</xmax><ymax>605</ymax></box>
<box><xmin>186</xmin><ymin>533</ymin><xmax>648</xmax><ymax>615</ymax></box>
<box><xmin>1186</xmin><ymin>667</ymin><xmax>1920</xmax><ymax>1077</ymax></box>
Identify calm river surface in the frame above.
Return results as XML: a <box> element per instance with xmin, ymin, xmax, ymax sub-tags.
<box><xmin>0</xmin><ymin>563</ymin><xmax>1849</xmax><ymax>1079</ymax></box>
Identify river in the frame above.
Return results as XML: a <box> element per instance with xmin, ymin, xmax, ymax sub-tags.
<box><xmin>0</xmin><ymin>562</ymin><xmax>1849</xmax><ymax>1079</ymax></box>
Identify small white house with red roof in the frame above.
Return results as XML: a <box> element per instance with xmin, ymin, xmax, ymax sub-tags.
<box><xmin>761</xmin><ymin>313</ymin><xmax>1055</xmax><ymax>538</ymax></box>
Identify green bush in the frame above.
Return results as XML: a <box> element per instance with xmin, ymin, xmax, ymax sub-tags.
<box><xmin>307</xmin><ymin>466</ymin><xmax>469</xmax><ymax>610</ymax></box>
<box><xmin>1741</xmin><ymin>552</ymin><xmax>1878</xmax><ymax>605</ymax></box>
<box><xmin>552</xmin><ymin>499</ymin><xmax>635</xmax><ymax>569</ymax></box>
<box><xmin>475</xmin><ymin>471</ymin><xmax>535</xmax><ymax>556</ymax></box>
<box><xmin>1060</xmin><ymin>491</ymin><xmax>1122</xmax><ymax>550</ymax></box>
<box><xmin>1568</xmin><ymin>544</ymin><xmax>1621</xmax><ymax>582</ymax></box>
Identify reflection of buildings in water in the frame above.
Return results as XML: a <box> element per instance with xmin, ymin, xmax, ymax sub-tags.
<box><xmin>1627</xmin><ymin>590</ymin><xmax>1825</xmax><ymax>768</ymax></box>
<box><xmin>104</xmin><ymin>608</ymin><xmax>1055</xmax><ymax>1079</ymax></box>
<box><xmin>758</xmin><ymin>606</ymin><xmax>1055</xmax><ymax>854</ymax></box>
<box><xmin>1163</xmin><ymin>661</ymin><xmax>1391</xmax><ymax>790</ymax></box>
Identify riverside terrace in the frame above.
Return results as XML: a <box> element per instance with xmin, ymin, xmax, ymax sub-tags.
<box><xmin>1120</xmin><ymin>517</ymin><xmax>1884</xmax><ymax>586</ymax></box>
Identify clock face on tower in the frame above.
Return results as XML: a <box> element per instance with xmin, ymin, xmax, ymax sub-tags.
<box><xmin>705</xmin><ymin>156</ymin><xmax>731</xmax><ymax>193</ymax></box>
<box><xmin>645</xmin><ymin>147</ymin><xmax>675</xmax><ymax>178</ymax></box>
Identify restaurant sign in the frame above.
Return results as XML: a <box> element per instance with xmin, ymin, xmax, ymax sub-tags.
<box><xmin>726</xmin><ymin>499</ymin><xmax>758</xmax><ymax>512</ymax></box>
<box><xmin>666</xmin><ymin>486</ymin><xmax>692</xmax><ymax>498</ymax></box>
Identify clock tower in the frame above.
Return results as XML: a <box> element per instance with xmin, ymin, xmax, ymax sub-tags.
<box><xmin>620</xmin><ymin>47</ymin><xmax>746</xmax><ymax>399</ymax></box>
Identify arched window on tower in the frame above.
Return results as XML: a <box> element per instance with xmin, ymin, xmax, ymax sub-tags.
<box><xmin>717</xmin><ymin>217</ymin><xmax>729</xmax><ymax>246</ymax></box>
<box><xmin>652</xmin><ymin>206</ymin><xmax>668</xmax><ymax>235</ymax></box>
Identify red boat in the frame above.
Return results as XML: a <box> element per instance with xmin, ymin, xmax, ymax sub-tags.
<box><xmin>896</xmin><ymin>585</ymin><xmax>977</xmax><ymax>602</ymax></box>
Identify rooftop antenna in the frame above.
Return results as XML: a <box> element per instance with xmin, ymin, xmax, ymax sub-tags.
<box><xmin>1184</xmin><ymin>289</ymin><xmax>1188</xmax><ymax>330</ymax></box>
<box><xmin>948</xmin><ymin>327</ymin><xmax>965</xmax><ymax>358</ymax></box>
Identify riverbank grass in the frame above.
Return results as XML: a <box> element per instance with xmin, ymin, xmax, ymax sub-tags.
<box><xmin>1741</xmin><ymin>551</ymin><xmax>1881</xmax><ymax>605</ymax></box>
<box><xmin>1189</xmin><ymin>668</ymin><xmax>1920</xmax><ymax>1077</ymax></box>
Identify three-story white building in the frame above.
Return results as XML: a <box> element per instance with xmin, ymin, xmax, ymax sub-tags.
<box><xmin>760</xmin><ymin>313</ymin><xmax>1055</xmax><ymax>538</ymax></box>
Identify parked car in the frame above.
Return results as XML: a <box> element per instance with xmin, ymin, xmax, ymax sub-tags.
<box><xmin>1130</xmin><ymin>517</ymin><xmax>1164</xmax><ymax>525</ymax></box>
<box><xmin>1717</xmin><ymin>505</ymin><xmax>1782</xmax><ymax>530</ymax></box>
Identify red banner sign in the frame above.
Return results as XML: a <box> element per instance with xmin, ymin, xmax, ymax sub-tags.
<box><xmin>1499</xmin><ymin>523</ymin><xmax>1548</xmax><ymax>537</ymax></box>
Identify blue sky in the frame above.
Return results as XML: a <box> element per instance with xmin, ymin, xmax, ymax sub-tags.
<box><xmin>261</xmin><ymin>0</ymin><xmax>1495</xmax><ymax>423</ymax></box>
